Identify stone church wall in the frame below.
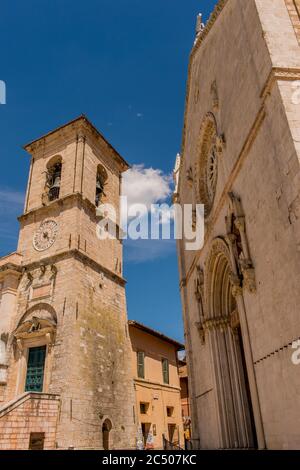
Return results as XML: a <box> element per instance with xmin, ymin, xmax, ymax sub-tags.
<box><xmin>178</xmin><ymin>0</ymin><xmax>300</xmax><ymax>449</ymax></box>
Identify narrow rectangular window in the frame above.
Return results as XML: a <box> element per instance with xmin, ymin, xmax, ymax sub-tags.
<box><xmin>137</xmin><ymin>351</ymin><xmax>145</xmax><ymax>379</ymax></box>
<box><xmin>25</xmin><ymin>346</ymin><xmax>46</xmax><ymax>392</ymax></box>
<box><xmin>162</xmin><ymin>358</ymin><xmax>169</xmax><ymax>384</ymax></box>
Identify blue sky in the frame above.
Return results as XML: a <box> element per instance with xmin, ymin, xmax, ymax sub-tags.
<box><xmin>0</xmin><ymin>0</ymin><xmax>217</xmax><ymax>343</ymax></box>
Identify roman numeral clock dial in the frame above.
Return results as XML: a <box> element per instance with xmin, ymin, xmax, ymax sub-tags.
<box><xmin>33</xmin><ymin>220</ymin><xmax>58</xmax><ymax>252</ymax></box>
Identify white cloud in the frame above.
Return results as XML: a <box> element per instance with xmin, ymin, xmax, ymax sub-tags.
<box><xmin>121</xmin><ymin>165</ymin><xmax>176</xmax><ymax>263</ymax></box>
<box><xmin>122</xmin><ymin>164</ymin><xmax>172</xmax><ymax>210</ymax></box>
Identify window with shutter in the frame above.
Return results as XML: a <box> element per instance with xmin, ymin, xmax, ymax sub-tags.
<box><xmin>25</xmin><ymin>346</ymin><xmax>46</xmax><ymax>392</ymax></box>
<box><xmin>137</xmin><ymin>351</ymin><xmax>145</xmax><ymax>379</ymax></box>
<box><xmin>162</xmin><ymin>358</ymin><xmax>169</xmax><ymax>384</ymax></box>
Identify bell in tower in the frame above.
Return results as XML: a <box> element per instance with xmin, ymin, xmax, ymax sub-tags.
<box><xmin>47</xmin><ymin>161</ymin><xmax>62</xmax><ymax>202</ymax></box>
<box><xmin>95</xmin><ymin>164</ymin><xmax>108</xmax><ymax>207</ymax></box>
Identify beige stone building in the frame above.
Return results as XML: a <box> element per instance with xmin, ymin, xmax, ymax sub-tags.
<box><xmin>128</xmin><ymin>320</ymin><xmax>184</xmax><ymax>449</ymax></box>
<box><xmin>0</xmin><ymin>116</ymin><xmax>136</xmax><ymax>449</ymax></box>
<box><xmin>176</xmin><ymin>0</ymin><xmax>300</xmax><ymax>450</ymax></box>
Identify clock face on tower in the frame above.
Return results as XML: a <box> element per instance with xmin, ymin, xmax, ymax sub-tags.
<box><xmin>33</xmin><ymin>220</ymin><xmax>58</xmax><ymax>252</ymax></box>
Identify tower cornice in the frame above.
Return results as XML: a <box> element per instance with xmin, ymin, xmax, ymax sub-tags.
<box><xmin>21</xmin><ymin>248</ymin><xmax>126</xmax><ymax>287</ymax></box>
<box><xmin>23</xmin><ymin>115</ymin><xmax>130</xmax><ymax>172</ymax></box>
<box><xmin>19</xmin><ymin>191</ymin><xmax>100</xmax><ymax>221</ymax></box>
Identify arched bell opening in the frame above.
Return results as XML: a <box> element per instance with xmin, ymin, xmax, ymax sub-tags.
<box><xmin>95</xmin><ymin>164</ymin><xmax>108</xmax><ymax>207</ymax></box>
<box><xmin>46</xmin><ymin>156</ymin><xmax>62</xmax><ymax>202</ymax></box>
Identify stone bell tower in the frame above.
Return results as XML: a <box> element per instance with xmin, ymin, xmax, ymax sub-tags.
<box><xmin>0</xmin><ymin>116</ymin><xmax>136</xmax><ymax>449</ymax></box>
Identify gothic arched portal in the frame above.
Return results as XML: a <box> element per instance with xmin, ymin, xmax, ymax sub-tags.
<box><xmin>206</xmin><ymin>239</ymin><xmax>257</xmax><ymax>449</ymax></box>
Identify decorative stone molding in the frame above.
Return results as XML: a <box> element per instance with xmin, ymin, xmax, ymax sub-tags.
<box><xmin>39</xmin><ymin>264</ymin><xmax>46</xmax><ymax>276</ymax></box>
<box><xmin>14</xmin><ymin>309</ymin><xmax>57</xmax><ymax>353</ymax></box>
<box><xmin>77</xmin><ymin>131</ymin><xmax>86</xmax><ymax>143</ymax></box>
<box><xmin>21</xmin><ymin>264</ymin><xmax>58</xmax><ymax>302</ymax></box>
<box><xmin>238</xmin><ymin>258</ymin><xmax>256</xmax><ymax>294</ymax></box>
<box><xmin>50</xmin><ymin>264</ymin><xmax>58</xmax><ymax>277</ymax></box>
<box><xmin>195</xmin><ymin>112</ymin><xmax>225</xmax><ymax>218</ymax></box>
<box><xmin>206</xmin><ymin>237</ymin><xmax>230</xmax><ymax>263</ymax></box>
<box><xmin>173</xmin><ymin>153</ymin><xmax>181</xmax><ymax>203</ymax></box>
<box><xmin>194</xmin><ymin>265</ymin><xmax>205</xmax><ymax>343</ymax></box>
<box><xmin>20</xmin><ymin>249</ymin><xmax>126</xmax><ymax>287</ymax></box>
<box><xmin>195</xmin><ymin>321</ymin><xmax>205</xmax><ymax>345</ymax></box>
<box><xmin>193</xmin><ymin>0</ymin><xmax>229</xmax><ymax>52</ymax></box>
<box><xmin>234</xmin><ymin>215</ymin><xmax>245</xmax><ymax>233</ymax></box>
<box><xmin>225</xmin><ymin>232</ymin><xmax>237</xmax><ymax>246</ymax></box>
<box><xmin>285</xmin><ymin>0</ymin><xmax>300</xmax><ymax>43</ymax></box>
<box><xmin>227</xmin><ymin>193</ymin><xmax>257</xmax><ymax>294</ymax></box>
<box><xmin>15</xmin><ymin>303</ymin><xmax>57</xmax><ymax>333</ymax></box>
<box><xmin>22</xmin><ymin>268</ymin><xmax>33</xmax><ymax>284</ymax></box>
<box><xmin>194</xmin><ymin>265</ymin><xmax>204</xmax><ymax>301</ymax></box>
<box><xmin>194</xmin><ymin>13</ymin><xmax>205</xmax><ymax>45</ymax></box>
<box><xmin>229</xmin><ymin>273</ymin><xmax>243</xmax><ymax>298</ymax></box>
<box><xmin>215</xmin><ymin>133</ymin><xmax>226</xmax><ymax>157</ymax></box>
<box><xmin>230</xmin><ymin>309</ymin><xmax>240</xmax><ymax>330</ymax></box>
<box><xmin>0</xmin><ymin>333</ymin><xmax>8</xmax><ymax>346</ymax></box>
<box><xmin>211</xmin><ymin>80</ymin><xmax>219</xmax><ymax>111</ymax></box>
<box><xmin>202</xmin><ymin>316</ymin><xmax>230</xmax><ymax>331</ymax></box>
<box><xmin>186</xmin><ymin>166</ymin><xmax>194</xmax><ymax>186</ymax></box>
<box><xmin>205</xmin><ymin>237</ymin><xmax>237</xmax><ymax>319</ymax></box>
<box><xmin>261</xmin><ymin>67</ymin><xmax>300</xmax><ymax>101</ymax></box>
<box><xmin>0</xmin><ymin>252</ymin><xmax>22</xmax><ymax>270</ymax></box>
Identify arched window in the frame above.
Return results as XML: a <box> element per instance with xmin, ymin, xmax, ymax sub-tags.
<box><xmin>46</xmin><ymin>156</ymin><xmax>62</xmax><ymax>202</ymax></box>
<box><xmin>102</xmin><ymin>419</ymin><xmax>112</xmax><ymax>450</ymax></box>
<box><xmin>195</xmin><ymin>112</ymin><xmax>222</xmax><ymax>218</ymax></box>
<box><xmin>95</xmin><ymin>164</ymin><xmax>108</xmax><ymax>207</ymax></box>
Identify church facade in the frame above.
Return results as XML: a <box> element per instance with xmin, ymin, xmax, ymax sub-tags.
<box><xmin>176</xmin><ymin>0</ymin><xmax>300</xmax><ymax>449</ymax></box>
<box><xmin>0</xmin><ymin>116</ymin><xmax>136</xmax><ymax>449</ymax></box>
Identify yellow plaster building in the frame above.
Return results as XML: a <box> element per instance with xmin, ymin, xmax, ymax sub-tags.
<box><xmin>128</xmin><ymin>321</ymin><xmax>184</xmax><ymax>450</ymax></box>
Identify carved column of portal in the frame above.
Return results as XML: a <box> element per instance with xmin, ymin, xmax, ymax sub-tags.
<box><xmin>227</xmin><ymin>236</ymin><xmax>266</xmax><ymax>449</ymax></box>
<box><xmin>227</xmin><ymin>324</ymin><xmax>254</xmax><ymax>447</ymax></box>
<box><xmin>205</xmin><ymin>318</ymin><xmax>252</xmax><ymax>449</ymax></box>
<box><xmin>206</xmin><ymin>323</ymin><xmax>229</xmax><ymax>448</ymax></box>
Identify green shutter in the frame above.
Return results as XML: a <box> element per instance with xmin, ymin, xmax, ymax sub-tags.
<box><xmin>162</xmin><ymin>358</ymin><xmax>169</xmax><ymax>384</ymax></box>
<box><xmin>25</xmin><ymin>346</ymin><xmax>46</xmax><ymax>392</ymax></box>
<box><xmin>137</xmin><ymin>351</ymin><xmax>145</xmax><ymax>378</ymax></box>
